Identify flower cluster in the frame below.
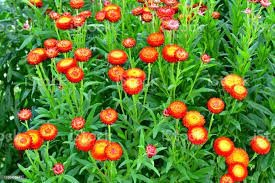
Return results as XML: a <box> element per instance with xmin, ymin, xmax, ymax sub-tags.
<box><xmin>95</xmin><ymin>3</ymin><xmax>121</xmax><ymax>22</ymax></box>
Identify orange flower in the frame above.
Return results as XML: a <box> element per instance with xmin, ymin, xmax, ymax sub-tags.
<box><xmin>142</xmin><ymin>12</ymin><xmax>153</xmax><ymax>22</ymax></box>
<box><xmin>132</xmin><ymin>6</ymin><xmax>143</xmax><ymax>16</ymax></box>
<box><xmin>162</xmin><ymin>44</ymin><xmax>181</xmax><ymax>63</ymax></box>
<box><xmin>106</xmin><ymin>9</ymin><xmax>121</xmax><ymax>22</ymax></box>
<box><xmin>69</xmin><ymin>0</ymin><xmax>84</xmax><ymax>9</ymax></box>
<box><xmin>182</xmin><ymin>111</ymin><xmax>205</xmax><ymax>129</ymax></box>
<box><xmin>108</xmin><ymin>66</ymin><xmax>125</xmax><ymax>82</ymax></box>
<box><xmin>226</xmin><ymin>148</ymin><xmax>249</xmax><ymax>167</ymax></box>
<box><xmin>56</xmin><ymin>16</ymin><xmax>73</xmax><ymax>30</ymax></box>
<box><xmin>91</xmin><ymin>140</ymin><xmax>110</xmax><ymax>161</ymax></box>
<box><xmin>95</xmin><ymin>11</ymin><xmax>106</xmax><ymax>22</ymax></box>
<box><xmin>147</xmin><ymin>32</ymin><xmax>165</xmax><ymax>47</ymax></box>
<box><xmin>79</xmin><ymin>10</ymin><xmax>92</xmax><ymax>18</ymax></box>
<box><xmin>57</xmin><ymin>40</ymin><xmax>73</xmax><ymax>53</ymax></box>
<box><xmin>213</xmin><ymin>137</ymin><xmax>235</xmax><ymax>157</ymax></box>
<box><xmin>74</xmin><ymin>48</ymin><xmax>92</xmax><ymax>62</ymax></box>
<box><xmin>31</xmin><ymin>48</ymin><xmax>47</xmax><ymax>61</ymax></box>
<box><xmin>167</xmin><ymin>101</ymin><xmax>187</xmax><ymax>119</ymax></box>
<box><xmin>71</xmin><ymin>117</ymin><xmax>86</xmax><ymax>130</ymax></box>
<box><xmin>49</xmin><ymin>11</ymin><xmax>61</xmax><ymax>20</ymax></box>
<box><xmin>100</xmin><ymin>108</ymin><xmax>118</xmax><ymax>125</ymax></box>
<box><xmin>56</xmin><ymin>58</ymin><xmax>77</xmax><ymax>73</ymax></box>
<box><xmin>228</xmin><ymin>163</ymin><xmax>248</xmax><ymax>182</ymax></box>
<box><xmin>102</xmin><ymin>4</ymin><xmax>121</xmax><ymax>12</ymax></box>
<box><xmin>26</xmin><ymin>130</ymin><xmax>44</xmax><ymax>150</ymax></box>
<box><xmin>250</xmin><ymin>136</ymin><xmax>271</xmax><ymax>155</ymax></box>
<box><xmin>212</xmin><ymin>11</ymin><xmax>220</xmax><ymax>19</ymax></box>
<box><xmin>123</xmin><ymin>68</ymin><xmax>146</xmax><ymax>82</ymax></box>
<box><xmin>46</xmin><ymin>48</ymin><xmax>59</xmax><ymax>58</ymax></box>
<box><xmin>201</xmin><ymin>54</ymin><xmax>211</xmax><ymax>63</ymax></box>
<box><xmin>44</xmin><ymin>38</ymin><xmax>58</xmax><ymax>49</ymax></box>
<box><xmin>72</xmin><ymin>15</ymin><xmax>86</xmax><ymax>27</ymax></box>
<box><xmin>207</xmin><ymin>97</ymin><xmax>225</xmax><ymax>114</ymax></box>
<box><xmin>14</xmin><ymin>133</ymin><xmax>32</xmax><ymax>150</ymax></box>
<box><xmin>27</xmin><ymin>52</ymin><xmax>43</xmax><ymax>65</ymax></box>
<box><xmin>18</xmin><ymin>109</ymin><xmax>32</xmax><ymax>121</ymax></box>
<box><xmin>52</xmin><ymin>163</ymin><xmax>64</xmax><ymax>175</ymax></box>
<box><xmin>187</xmin><ymin>126</ymin><xmax>208</xmax><ymax>145</ymax></box>
<box><xmin>104</xmin><ymin>142</ymin><xmax>123</xmax><ymax>161</ymax></box>
<box><xmin>175</xmin><ymin>48</ymin><xmax>188</xmax><ymax>61</ymax></box>
<box><xmin>219</xmin><ymin>174</ymin><xmax>234</xmax><ymax>183</ymax></box>
<box><xmin>66</xmin><ymin>66</ymin><xmax>84</xmax><ymax>83</ymax></box>
<box><xmin>39</xmin><ymin>123</ymin><xmax>58</xmax><ymax>141</ymax></box>
<box><xmin>108</xmin><ymin>50</ymin><xmax>128</xmax><ymax>65</ymax></box>
<box><xmin>75</xmin><ymin>132</ymin><xmax>96</xmax><ymax>152</ymax></box>
<box><xmin>230</xmin><ymin>85</ymin><xmax>248</xmax><ymax>101</ymax></box>
<box><xmin>123</xmin><ymin>38</ymin><xmax>136</xmax><ymax>48</ymax></box>
<box><xmin>221</xmin><ymin>74</ymin><xmax>244</xmax><ymax>93</ymax></box>
<box><xmin>139</xmin><ymin>47</ymin><xmax>159</xmax><ymax>63</ymax></box>
<box><xmin>123</xmin><ymin>77</ymin><xmax>143</xmax><ymax>95</ymax></box>
<box><xmin>30</xmin><ymin>0</ymin><xmax>43</xmax><ymax>8</ymax></box>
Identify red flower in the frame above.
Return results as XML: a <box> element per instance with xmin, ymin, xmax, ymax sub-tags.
<box><xmin>201</xmin><ymin>54</ymin><xmax>211</xmax><ymax>63</ymax></box>
<box><xmin>74</xmin><ymin>48</ymin><xmax>92</xmax><ymax>62</ymax></box>
<box><xmin>139</xmin><ymin>47</ymin><xmax>159</xmax><ymax>63</ymax></box>
<box><xmin>123</xmin><ymin>77</ymin><xmax>143</xmax><ymax>95</ymax></box>
<box><xmin>157</xmin><ymin>7</ymin><xmax>175</xmax><ymax>19</ymax></box>
<box><xmin>175</xmin><ymin>48</ymin><xmax>189</xmax><ymax>61</ymax></box>
<box><xmin>91</xmin><ymin>140</ymin><xmax>110</xmax><ymax>161</ymax></box>
<box><xmin>106</xmin><ymin>9</ymin><xmax>121</xmax><ymax>22</ymax></box>
<box><xmin>221</xmin><ymin>74</ymin><xmax>244</xmax><ymax>93</ymax></box>
<box><xmin>44</xmin><ymin>38</ymin><xmax>58</xmax><ymax>49</ymax></box>
<box><xmin>250</xmin><ymin>136</ymin><xmax>271</xmax><ymax>155</ymax></box>
<box><xmin>108</xmin><ymin>50</ymin><xmax>128</xmax><ymax>65</ymax></box>
<box><xmin>71</xmin><ymin>117</ymin><xmax>86</xmax><ymax>130</ymax></box>
<box><xmin>123</xmin><ymin>38</ymin><xmax>136</xmax><ymax>48</ymax></box>
<box><xmin>52</xmin><ymin>163</ymin><xmax>65</xmax><ymax>175</ymax></box>
<box><xmin>213</xmin><ymin>137</ymin><xmax>235</xmax><ymax>157</ymax></box>
<box><xmin>31</xmin><ymin>48</ymin><xmax>47</xmax><ymax>61</ymax></box>
<box><xmin>104</xmin><ymin>142</ymin><xmax>123</xmax><ymax>161</ymax></box>
<box><xmin>14</xmin><ymin>133</ymin><xmax>32</xmax><ymax>151</ymax></box>
<box><xmin>56</xmin><ymin>16</ymin><xmax>73</xmax><ymax>30</ymax></box>
<box><xmin>132</xmin><ymin>6</ymin><xmax>143</xmax><ymax>16</ymax></box>
<box><xmin>147</xmin><ymin>32</ymin><xmax>165</xmax><ymax>47</ymax></box>
<box><xmin>207</xmin><ymin>98</ymin><xmax>225</xmax><ymax>114</ymax></box>
<box><xmin>66</xmin><ymin>66</ymin><xmax>84</xmax><ymax>83</ymax></box>
<box><xmin>69</xmin><ymin>0</ymin><xmax>84</xmax><ymax>9</ymax></box>
<box><xmin>27</xmin><ymin>52</ymin><xmax>43</xmax><ymax>65</ymax></box>
<box><xmin>162</xmin><ymin>44</ymin><xmax>181</xmax><ymax>63</ymax></box>
<box><xmin>182</xmin><ymin>111</ymin><xmax>205</xmax><ymax>129</ymax></box>
<box><xmin>230</xmin><ymin>85</ymin><xmax>248</xmax><ymax>101</ymax></box>
<box><xmin>228</xmin><ymin>163</ymin><xmax>248</xmax><ymax>182</ymax></box>
<box><xmin>220</xmin><ymin>174</ymin><xmax>234</xmax><ymax>183</ymax></box>
<box><xmin>72</xmin><ymin>15</ymin><xmax>86</xmax><ymax>27</ymax></box>
<box><xmin>57</xmin><ymin>40</ymin><xmax>73</xmax><ymax>53</ymax></box>
<box><xmin>212</xmin><ymin>11</ymin><xmax>220</xmax><ymax>19</ymax></box>
<box><xmin>30</xmin><ymin>0</ymin><xmax>43</xmax><ymax>8</ymax></box>
<box><xmin>225</xmin><ymin>148</ymin><xmax>249</xmax><ymax>167</ymax></box>
<box><xmin>141</xmin><ymin>12</ymin><xmax>153</xmax><ymax>22</ymax></box>
<box><xmin>26</xmin><ymin>130</ymin><xmax>44</xmax><ymax>150</ymax></box>
<box><xmin>187</xmin><ymin>126</ymin><xmax>208</xmax><ymax>145</ymax></box>
<box><xmin>100</xmin><ymin>108</ymin><xmax>118</xmax><ymax>125</ymax></box>
<box><xmin>123</xmin><ymin>68</ymin><xmax>146</xmax><ymax>82</ymax></box>
<box><xmin>146</xmin><ymin>144</ymin><xmax>157</xmax><ymax>158</ymax></box>
<box><xmin>79</xmin><ymin>10</ymin><xmax>92</xmax><ymax>18</ymax></box>
<box><xmin>95</xmin><ymin>11</ymin><xmax>106</xmax><ymax>22</ymax></box>
<box><xmin>75</xmin><ymin>132</ymin><xmax>96</xmax><ymax>152</ymax></box>
<box><xmin>167</xmin><ymin>101</ymin><xmax>187</xmax><ymax>119</ymax></box>
<box><xmin>18</xmin><ymin>109</ymin><xmax>32</xmax><ymax>121</ymax></box>
<box><xmin>46</xmin><ymin>48</ymin><xmax>59</xmax><ymax>58</ymax></box>
<box><xmin>108</xmin><ymin>66</ymin><xmax>125</xmax><ymax>82</ymax></box>
<box><xmin>56</xmin><ymin>58</ymin><xmax>77</xmax><ymax>73</ymax></box>
<box><xmin>39</xmin><ymin>123</ymin><xmax>58</xmax><ymax>141</ymax></box>
<box><xmin>49</xmin><ymin>11</ymin><xmax>61</xmax><ymax>20</ymax></box>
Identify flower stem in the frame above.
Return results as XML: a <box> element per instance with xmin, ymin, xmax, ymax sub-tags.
<box><xmin>186</xmin><ymin>62</ymin><xmax>203</xmax><ymax>101</ymax></box>
<box><xmin>116</xmin><ymin>82</ymin><xmax>125</xmax><ymax>115</ymax></box>
<box><xmin>143</xmin><ymin>63</ymin><xmax>152</xmax><ymax>105</ymax></box>
<box><xmin>208</xmin><ymin>113</ymin><xmax>215</xmax><ymax>136</ymax></box>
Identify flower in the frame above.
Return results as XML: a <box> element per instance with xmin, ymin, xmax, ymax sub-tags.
<box><xmin>228</xmin><ymin>163</ymin><xmax>248</xmax><ymax>182</ymax></box>
<box><xmin>123</xmin><ymin>68</ymin><xmax>146</xmax><ymax>81</ymax></box>
<box><xmin>70</xmin><ymin>0</ymin><xmax>84</xmax><ymax>9</ymax></box>
<box><xmin>207</xmin><ymin>98</ymin><xmax>225</xmax><ymax>114</ymax></box>
<box><xmin>72</xmin><ymin>15</ymin><xmax>86</xmax><ymax>27</ymax></box>
<box><xmin>74</xmin><ymin>48</ymin><xmax>92</xmax><ymax>62</ymax></box>
<box><xmin>230</xmin><ymin>85</ymin><xmax>248</xmax><ymax>100</ymax></box>
<box><xmin>106</xmin><ymin>9</ymin><xmax>121</xmax><ymax>22</ymax></box>
<box><xmin>49</xmin><ymin>11</ymin><xmax>61</xmax><ymax>20</ymax></box>
<box><xmin>66</xmin><ymin>66</ymin><xmax>84</xmax><ymax>83</ymax></box>
<box><xmin>244</xmin><ymin>8</ymin><xmax>252</xmax><ymax>14</ymax></box>
<box><xmin>213</xmin><ymin>137</ymin><xmax>235</xmax><ymax>157</ymax></box>
<box><xmin>139</xmin><ymin>47</ymin><xmax>159</xmax><ymax>63</ymax></box>
<box><xmin>31</xmin><ymin>48</ymin><xmax>47</xmax><ymax>61</ymax></box>
<box><xmin>18</xmin><ymin>109</ymin><xmax>32</xmax><ymax>121</ymax></box>
<box><xmin>52</xmin><ymin>163</ymin><xmax>65</xmax><ymax>175</ymax></box>
<box><xmin>95</xmin><ymin>11</ymin><xmax>106</xmax><ymax>22</ymax></box>
<box><xmin>100</xmin><ymin>108</ymin><xmax>118</xmax><ymax>125</ymax></box>
<box><xmin>79</xmin><ymin>10</ymin><xmax>92</xmax><ymax>18</ymax></box>
<box><xmin>201</xmin><ymin>54</ymin><xmax>211</xmax><ymax>63</ymax></box>
<box><xmin>122</xmin><ymin>38</ymin><xmax>136</xmax><ymax>48</ymax></box>
<box><xmin>104</xmin><ymin>142</ymin><xmax>123</xmax><ymax>161</ymax></box>
<box><xmin>46</xmin><ymin>48</ymin><xmax>59</xmax><ymax>58</ymax></box>
<box><xmin>187</xmin><ymin>126</ymin><xmax>208</xmax><ymax>145</ymax></box>
<box><xmin>71</xmin><ymin>117</ymin><xmax>86</xmax><ymax>130</ymax></box>
<box><xmin>162</xmin><ymin>19</ymin><xmax>180</xmax><ymax>30</ymax></box>
<box><xmin>57</xmin><ymin>40</ymin><xmax>73</xmax><ymax>53</ymax></box>
<box><xmin>107</xmin><ymin>50</ymin><xmax>128</xmax><ymax>65</ymax></box>
<box><xmin>30</xmin><ymin>0</ymin><xmax>43</xmax><ymax>8</ymax></box>
<box><xmin>123</xmin><ymin>78</ymin><xmax>143</xmax><ymax>95</ymax></box>
<box><xmin>56</xmin><ymin>16</ymin><xmax>73</xmax><ymax>30</ymax></box>
<box><xmin>26</xmin><ymin>130</ymin><xmax>44</xmax><ymax>150</ymax></box>
<box><xmin>212</xmin><ymin>11</ymin><xmax>220</xmax><ymax>19</ymax></box>
<box><xmin>260</xmin><ymin>0</ymin><xmax>271</xmax><ymax>7</ymax></box>
<box><xmin>39</xmin><ymin>123</ymin><xmax>58</xmax><ymax>141</ymax></box>
<box><xmin>250</xmin><ymin>136</ymin><xmax>271</xmax><ymax>155</ymax></box>
<box><xmin>157</xmin><ymin>7</ymin><xmax>175</xmax><ymax>19</ymax></box>
<box><xmin>91</xmin><ymin>140</ymin><xmax>110</xmax><ymax>161</ymax></box>
<box><xmin>142</xmin><ymin>12</ymin><xmax>153</xmax><ymax>22</ymax></box>
<box><xmin>167</xmin><ymin>101</ymin><xmax>188</xmax><ymax>119</ymax></box>
<box><xmin>132</xmin><ymin>6</ymin><xmax>143</xmax><ymax>16</ymax></box>
<box><xmin>221</xmin><ymin>74</ymin><xmax>244</xmax><ymax>93</ymax></box>
<box><xmin>75</xmin><ymin>132</ymin><xmax>96</xmax><ymax>151</ymax></box>
<box><xmin>108</xmin><ymin>66</ymin><xmax>125</xmax><ymax>82</ymax></box>
<box><xmin>146</xmin><ymin>144</ymin><xmax>157</xmax><ymax>158</ymax></box>
<box><xmin>14</xmin><ymin>133</ymin><xmax>32</xmax><ymax>150</ymax></box>
<box><xmin>219</xmin><ymin>174</ymin><xmax>235</xmax><ymax>183</ymax></box>
<box><xmin>44</xmin><ymin>38</ymin><xmax>58</xmax><ymax>49</ymax></box>
<box><xmin>27</xmin><ymin>52</ymin><xmax>43</xmax><ymax>65</ymax></box>
<box><xmin>162</xmin><ymin>109</ymin><xmax>170</xmax><ymax>117</ymax></box>
<box><xmin>182</xmin><ymin>111</ymin><xmax>206</xmax><ymax>129</ymax></box>
<box><xmin>175</xmin><ymin>48</ymin><xmax>189</xmax><ymax>61</ymax></box>
<box><xmin>56</xmin><ymin>58</ymin><xmax>77</xmax><ymax>73</ymax></box>
<box><xmin>147</xmin><ymin>32</ymin><xmax>165</xmax><ymax>47</ymax></box>
<box><xmin>23</xmin><ymin>20</ymin><xmax>30</xmax><ymax>30</ymax></box>
<box><xmin>162</xmin><ymin>44</ymin><xmax>181</xmax><ymax>63</ymax></box>
<box><xmin>225</xmin><ymin>148</ymin><xmax>249</xmax><ymax>167</ymax></box>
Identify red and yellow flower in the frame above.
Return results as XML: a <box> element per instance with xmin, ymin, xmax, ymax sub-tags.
<box><xmin>221</xmin><ymin>74</ymin><xmax>244</xmax><ymax>93</ymax></box>
<box><xmin>230</xmin><ymin>85</ymin><xmax>248</xmax><ymax>101</ymax></box>
<box><xmin>57</xmin><ymin>40</ymin><xmax>73</xmax><ymax>53</ymax></box>
<box><xmin>250</xmin><ymin>136</ymin><xmax>271</xmax><ymax>155</ymax></box>
<box><xmin>72</xmin><ymin>15</ymin><xmax>86</xmax><ymax>27</ymax></box>
<box><xmin>91</xmin><ymin>139</ymin><xmax>110</xmax><ymax>161</ymax></box>
<box><xmin>220</xmin><ymin>174</ymin><xmax>234</xmax><ymax>183</ymax></box>
<box><xmin>167</xmin><ymin>101</ymin><xmax>187</xmax><ymax>119</ymax></box>
<box><xmin>105</xmin><ymin>9</ymin><xmax>121</xmax><ymax>22</ymax></box>
<box><xmin>14</xmin><ymin>133</ymin><xmax>32</xmax><ymax>150</ymax></box>
<box><xmin>139</xmin><ymin>47</ymin><xmax>159</xmax><ymax>63</ymax></box>
<box><xmin>74</xmin><ymin>48</ymin><xmax>92</xmax><ymax>62</ymax></box>
<box><xmin>123</xmin><ymin>68</ymin><xmax>146</xmax><ymax>82</ymax></box>
<box><xmin>123</xmin><ymin>77</ymin><xmax>143</xmax><ymax>95</ymax></box>
<box><xmin>39</xmin><ymin>123</ymin><xmax>58</xmax><ymax>141</ymax></box>
<box><xmin>104</xmin><ymin>142</ymin><xmax>123</xmax><ymax>161</ymax></box>
<box><xmin>187</xmin><ymin>126</ymin><xmax>208</xmax><ymax>145</ymax></box>
<box><xmin>66</xmin><ymin>66</ymin><xmax>84</xmax><ymax>83</ymax></box>
<box><xmin>69</xmin><ymin>0</ymin><xmax>84</xmax><ymax>9</ymax></box>
<box><xmin>56</xmin><ymin>16</ymin><xmax>73</xmax><ymax>30</ymax></box>
<box><xmin>207</xmin><ymin>98</ymin><xmax>225</xmax><ymax>114</ymax></box>
<box><xmin>56</xmin><ymin>58</ymin><xmax>77</xmax><ymax>73</ymax></box>
<box><xmin>18</xmin><ymin>109</ymin><xmax>32</xmax><ymax>121</ymax></box>
<box><xmin>225</xmin><ymin>148</ymin><xmax>249</xmax><ymax>167</ymax></box>
<box><xmin>108</xmin><ymin>50</ymin><xmax>128</xmax><ymax>65</ymax></box>
<box><xmin>123</xmin><ymin>38</ymin><xmax>136</xmax><ymax>48</ymax></box>
<box><xmin>100</xmin><ymin>108</ymin><xmax>118</xmax><ymax>125</ymax></box>
<box><xmin>213</xmin><ymin>137</ymin><xmax>235</xmax><ymax>157</ymax></box>
<box><xmin>175</xmin><ymin>48</ymin><xmax>189</xmax><ymax>61</ymax></box>
<box><xmin>75</xmin><ymin>132</ymin><xmax>96</xmax><ymax>152</ymax></box>
<box><xmin>26</xmin><ymin>130</ymin><xmax>44</xmax><ymax>150</ymax></box>
<box><xmin>44</xmin><ymin>38</ymin><xmax>58</xmax><ymax>49</ymax></box>
<box><xmin>30</xmin><ymin>0</ymin><xmax>43</xmax><ymax>8</ymax></box>
<box><xmin>162</xmin><ymin>44</ymin><xmax>181</xmax><ymax>63</ymax></box>
<box><xmin>182</xmin><ymin>111</ymin><xmax>205</xmax><ymax>129</ymax></box>
<box><xmin>95</xmin><ymin>11</ymin><xmax>106</xmax><ymax>22</ymax></box>
<box><xmin>71</xmin><ymin>117</ymin><xmax>86</xmax><ymax>130</ymax></box>
<box><xmin>228</xmin><ymin>163</ymin><xmax>248</xmax><ymax>182</ymax></box>
<box><xmin>46</xmin><ymin>48</ymin><xmax>59</xmax><ymax>58</ymax></box>
<box><xmin>52</xmin><ymin>163</ymin><xmax>65</xmax><ymax>175</ymax></box>
<box><xmin>147</xmin><ymin>32</ymin><xmax>165</xmax><ymax>47</ymax></box>
<box><xmin>108</xmin><ymin>66</ymin><xmax>125</xmax><ymax>82</ymax></box>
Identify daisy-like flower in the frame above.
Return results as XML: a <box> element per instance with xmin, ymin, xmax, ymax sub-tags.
<box><xmin>57</xmin><ymin>40</ymin><xmax>73</xmax><ymax>53</ymax></box>
<box><xmin>250</xmin><ymin>136</ymin><xmax>271</xmax><ymax>155</ymax></box>
<box><xmin>66</xmin><ymin>66</ymin><xmax>84</xmax><ymax>83</ymax></box>
<box><xmin>260</xmin><ymin>0</ymin><xmax>271</xmax><ymax>7</ymax></box>
<box><xmin>13</xmin><ymin>133</ymin><xmax>32</xmax><ymax>151</ymax></box>
<box><xmin>187</xmin><ymin>126</ymin><xmax>208</xmax><ymax>145</ymax></box>
<box><xmin>123</xmin><ymin>68</ymin><xmax>146</xmax><ymax>82</ymax></box>
<box><xmin>243</xmin><ymin>8</ymin><xmax>252</xmax><ymax>14</ymax></box>
<box><xmin>213</xmin><ymin>137</ymin><xmax>235</xmax><ymax>157</ymax></box>
<box><xmin>183</xmin><ymin>111</ymin><xmax>206</xmax><ymax>129</ymax></box>
<box><xmin>74</xmin><ymin>48</ymin><xmax>92</xmax><ymax>62</ymax></box>
<box><xmin>147</xmin><ymin>32</ymin><xmax>165</xmax><ymax>47</ymax></box>
<box><xmin>146</xmin><ymin>144</ymin><xmax>157</xmax><ymax>158</ymax></box>
<box><xmin>162</xmin><ymin>44</ymin><xmax>181</xmax><ymax>63</ymax></box>
<box><xmin>70</xmin><ymin>0</ymin><xmax>84</xmax><ymax>9</ymax></box>
<box><xmin>18</xmin><ymin>109</ymin><xmax>32</xmax><ymax>121</ymax></box>
<box><xmin>228</xmin><ymin>163</ymin><xmax>248</xmax><ymax>182</ymax></box>
<box><xmin>139</xmin><ymin>47</ymin><xmax>159</xmax><ymax>63</ymax></box>
<box><xmin>46</xmin><ymin>48</ymin><xmax>59</xmax><ymax>58</ymax></box>
<box><xmin>226</xmin><ymin>148</ymin><xmax>249</xmax><ymax>167</ymax></box>
<box><xmin>56</xmin><ymin>58</ymin><xmax>77</xmax><ymax>73</ymax></box>
<box><xmin>56</xmin><ymin>16</ymin><xmax>73</xmax><ymax>30</ymax></box>
<box><xmin>162</xmin><ymin>19</ymin><xmax>180</xmax><ymax>30</ymax></box>
<box><xmin>230</xmin><ymin>85</ymin><xmax>248</xmax><ymax>100</ymax></box>
<box><xmin>104</xmin><ymin>142</ymin><xmax>123</xmax><ymax>161</ymax></box>
<box><xmin>72</xmin><ymin>15</ymin><xmax>86</xmax><ymax>27</ymax></box>
<box><xmin>123</xmin><ymin>38</ymin><xmax>136</xmax><ymax>48</ymax></box>
<box><xmin>27</xmin><ymin>52</ymin><xmax>43</xmax><ymax>65</ymax></box>
<box><xmin>201</xmin><ymin>54</ymin><xmax>211</xmax><ymax>64</ymax></box>
<box><xmin>167</xmin><ymin>101</ymin><xmax>188</xmax><ymax>119</ymax></box>
<box><xmin>123</xmin><ymin>77</ymin><xmax>143</xmax><ymax>95</ymax></box>
<box><xmin>31</xmin><ymin>48</ymin><xmax>47</xmax><ymax>61</ymax></box>
<box><xmin>108</xmin><ymin>50</ymin><xmax>128</xmax><ymax>65</ymax></box>
<box><xmin>26</xmin><ymin>130</ymin><xmax>44</xmax><ymax>150</ymax></box>
<box><xmin>71</xmin><ymin>117</ymin><xmax>86</xmax><ymax>130</ymax></box>
<box><xmin>52</xmin><ymin>163</ymin><xmax>65</xmax><ymax>175</ymax></box>
<box><xmin>221</xmin><ymin>74</ymin><xmax>244</xmax><ymax>93</ymax></box>
<box><xmin>106</xmin><ymin>9</ymin><xmax>121</xmax><ymax>22</ymax></box>
<box><xmin>30</xmin><ymin>0</ymin><xmax>43</xmax><ymax>8</ymax></box>
<box><xmin>142</xmin><ymin>12</ymin><xmax>153</xmax><ymax>22</ymax></box>
<box><xmin>219</xmin><ymin>174</ymin><xmax>235</xmax><ymax>183</ymax></box>
<box><xmin>212</xmin><ymin>11</ymin><xmax>220</xmax><ymax>19</ymax></box>
<box><xmin>39</xmin><ymin>123</ymin><xmax>58</xmax><ymax>141</ymax></box>
<box><xmin>108</xmin><ymin>66</ymin><xmax>125</xmax><ymax>82</ymax></box>
<box><xmin>207</xmin><ymin>98</ymin><xmax>225</xmax><ymax>114</ymax></box>
<box><xmin>95</xmin><ymin>11</ymin><xmax>106</xmax><ymax>22</ymax></box>
<box><xmin>157</xmin><ymin>7</ymin><xmax>175</xmax><ymax>19</ymax></box>
<box><xmin>175</xmin><ymin>48</ymin><xmax>188</xmax><ymax>61</ymax></box>
<box><xmin>44</xmin><ymin>38</ymin><xmax>58</xmax><ymax>49</ymax></box>
<box><xmin>75</xmin><ymin>132</ymin><xmax>96</xmax><ymax>151</ymax></box>
<box><xmin>132</xmin><ymin>6</ymin><xmax>143</xmax><ymax>16</ymax></box>
<box><xmin>49</xmin><ymin>11</ymin><xmax>61</xmax><ymax>20</ymax></box>
<box><xmin>79</xmin><ymin>10</ymin><xmax>92</xmax><ymax>18</ymax></box>
<box><xmin>100</xmin><ymin>108</ymin><xmax>118</xmax><ymax>125</ymax></box>
<box><xmin>91</xmin><ymin>140</ymin><xmax>110</xmax><ymax>161</ymax></box>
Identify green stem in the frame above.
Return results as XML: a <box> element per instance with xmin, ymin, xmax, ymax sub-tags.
<box><xmin>143</xmin><ymin>63</ymin><xmax>152</xmax><ymax>105</ymax></box>
<box><xmin>116</xmin><ymin>82</ymin><xmax>125</xmax><ymax>115</ymax></box>
<box><xmin>108</xmin><ymin>125</ymin><xmax>111</xmax><ymax>142</ymax></box>
<box><xmin>186</xmin><ymin>62</ymin><xmax>203</xmax><ymax>101</ymax></box>
<box><xmin>208</xmin><ymin>113</ymin><xmax>215</xmax><ymax>136</ymax></box>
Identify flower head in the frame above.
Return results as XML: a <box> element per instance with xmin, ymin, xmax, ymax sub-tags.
<box><xmin>146</xmin><ymin>144</ymin><xmax>157</xmax><ymax>158</ymax></box>
<box><xmin>139</xmin><ymin>47</ymin><xmax>159</xmax><ymax>63</ymax></box>
<box><xmin>167</xmin><ymin>101</ymin><xmax>188</xmax><ymax>119</ymax></box>
<box><xmin>56</xmin><ymin>58</ymin><xmax>77</xmax><ymax>73</ymax></box>
<box><xmin>162</xmin><ymin>44</ymin><xmax>181</xmax><ymax>63</ymax></box>
<box><xmin>108</xmin><ymin>50</ymin><xmax>128</xmax><ymax>65</ymax></box>
<box><xmin>75</xmin><ymin>132</ymin><xmax>96</xmax><ymax>151</ymax></box>
<box><xmin>147</xmin><ymin>32</ymin><xmax>165</xmax><ymax>47</ymax></box>
<box><xmin>123</xmin><ymin>68</ymin><xmax>146</xmax><ymax>81</ymax></box>
<box><xmin>183</xmin><ymin>111</ymin><xmax>206</xmax><ymax>129</ymax></box>
<box><xmin>108</xmin><ymin>66</ymin><xmax>125</xmax><ymax>82</ymax></box>
<box><xmin>187</xmin><ymin>126</ymin><xmax>208</xmax><ymax>145</ymax></box>
<box><xmin>123</xmin><ymin>38</ymin><xmax>136</xmax><ymax>48</ymax></box>
<box><xmin>39</xmin><ymin>123</ymin><xmax>58</xmax><ymax>141</ymax></box>
<box><xmin>230</xmin><ymin>85</ymin><xmax>248</xmax><ymax>100</ymax></box>
<box><xmin>52</xmin><ymin>163</ymin><xmax>65</xmax><ymax>175</ymax></box>
<box><xmin>207</xmin><ymin>98</ymin><xmax>225</xmax><ymax>114</ymax></box>
<box><xmin>220</xmin><ymin>174</ymin><xmax>234</xmax><ymax>183</ymax></box>
<box><xmin>14</xmin><ymin>133</ymin><xmax>32</xmax><ymax>150</ymax></box>
<box><xmin>104</xmin><ymin>142</ymin><xmax>123</xmax><ymax>161</ymax></box>
<box><xmin>100</xmin><ymin>108</ymin><xmax>118</xmax><ymax>125</ymax></box>
<box><xmin>74</xmin><ymin>48</ymin><xmax>92</xmax><ymax>62</ymax></box>
<box><xmin>71</xmin><ymin>117</ymin><xmax>86</xmax><ymax>130</ymax></box>
<box><xmin>57</xmin><ymin>40</ymin><xmax>73</xmax><ymax>53</ymax></box>
<box><xmin>226</xmin><ymin>148</ymin><xmax>249</xmax><ymax>167</ymax></box>
<box><xmin>18</xmin><ymin>109</ymin><xmax>32</xmax><ymax>121</ymax></box>
<box><xmin>228</xmin><ymin>163</ymin><xmax>248</xmax><ymax>182</ymax></box>
<box><xmin>221</xmin><ymin>74</ymin><xmax>244</xmax><ymax>93</ymax></box>
<box><xmin>26</xmin><ymin>130</ymin><xmax>44</xmax><ymax>150</ymax></box>
<box><xmin>91</xmin><ymin>139</ymin><xmax>110</xmax><ymax>161</ymax></box>
<box><xmin>213</xmin><ymin>137</ymin><xmax>235</xmax><ymax>157</ymax></box>
<box><xmin>250</xmin><ymin>136</ymin><xmax>271</xmax><ymax>154</ymax></box>
<box><xmin>66</xmin><ymin>66</ymin><xmax>84</xmax><ymax>83</ymax></box>
<box><xmin>123</xmin><ymin>78</ymin><xmax>143</xmax><ymax>95</ymax></box>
